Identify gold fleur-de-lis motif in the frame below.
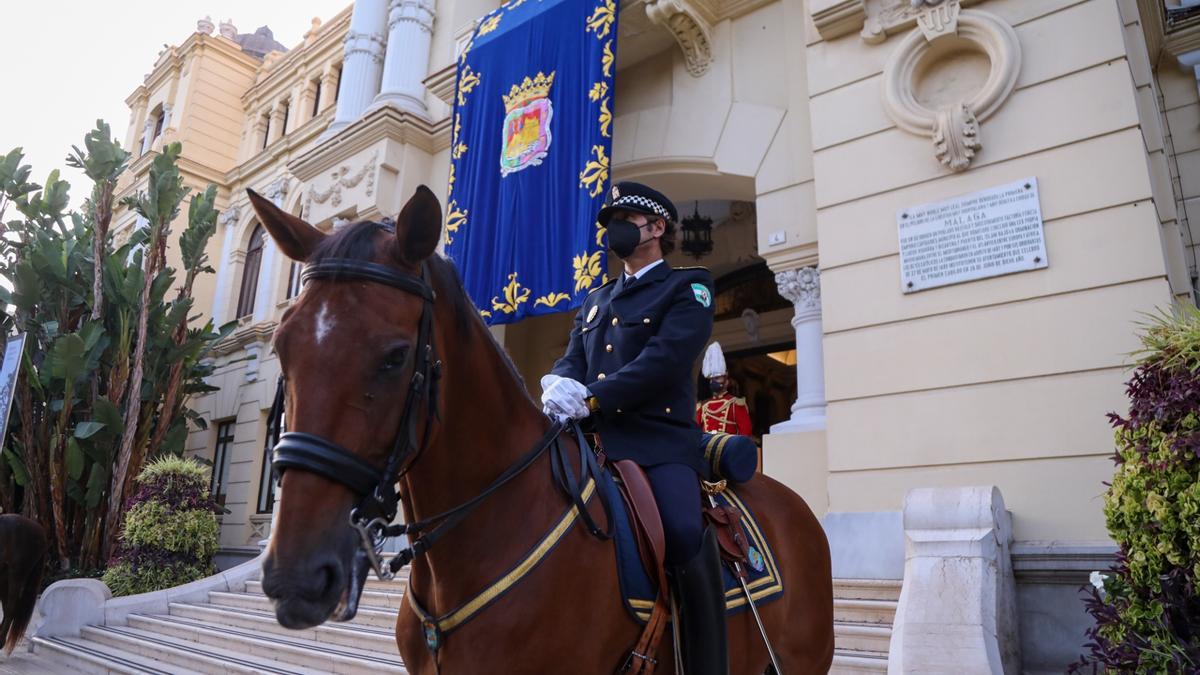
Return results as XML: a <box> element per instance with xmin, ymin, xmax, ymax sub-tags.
<box><xmin>447</xmin><ymin>164</ymin><xmax>456</xmax><ymax>193</ymax></box>
<box><xmin>457</xmin><ymin>66</ymin><xmax>481</xmax><ymax>105</ymax></box>
<box><xmin>595</xmin><ymin>220</ymin><xmax>607</xmax><ymax>247</ymax></box>
<box><xmin>502</xmin><ymin>0</ymin><xmax>527</xmax><ymax>8</ymax></box>
<box><xmin>579</xmin><ymin>145</ymin><xmax>610</xmax><ymax>199</ymax></box>
<box><xmin>589</xmin><ymin>82</ymin><xmax>609</xmax><ymax>102</ymax></box>
<box><xmin>492</xmin><ymin>273</ymin><xmax>531</xmax><ymax>314</ymax></box>
<box><xmin>573</xmin><ymin>250</ymin><xmax>604</xmax><ymax>292</ymax></box>
<box><xmin>480</xmin><ymin>309</ymin><xmax>493</xmax><ymax>319</ymax></box>
<box><xmin>535</xmin><ymin>292</ymin><xmax>571</xmax><ymax>308</ymax></box>
<box><xmin>602</xmin><ymin>40</ymin><xmax>614</xmax><ymax>78</ymax></box>
<box><xmin>478</xmin><ymin>14</ymin><xmax>502</xmax><ymax>36</ymax></box>
<box><xmin>599</xmin><ymin>98</ymin><xmax>612</xmax><ymax>138</ymax></box>
<box><xmin>452</xmin><ymin>142</ymin><xmax>468</xmax><ymax>160</ymax></box>
<box><xmin>586</xmin><ymin>0</ymin><xmax>616</xmax><ymax>39</ymax></box>
<box><xmin>445</xmin><ymin>200</ymin><xmax>468</xmax><ymax>245</ymax></box>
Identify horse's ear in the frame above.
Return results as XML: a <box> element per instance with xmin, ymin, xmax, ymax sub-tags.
<box><xmin>246</xmin><ymin>188</ymin><xmax>325</xmax><ymax>262</ymax></box>
<box><xmin>394</xmin><ymin>185</ymin><xmax>442</xmax><ymax>265</ymax></box>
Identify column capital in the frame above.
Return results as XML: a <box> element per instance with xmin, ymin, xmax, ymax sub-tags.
<box><xmin>389</xmin><ymin>0</ymin><xmax>435</xmax><ymax>33</ymax></box>
<box><xmin>775</xmin><ymin>266</ymin><xmax>821</xmax><ymax>312</ymax></box>
<box><xmin>344</xmin><ymin>29</ymin><xmax>387</xmax><ymax>65</ymax></box>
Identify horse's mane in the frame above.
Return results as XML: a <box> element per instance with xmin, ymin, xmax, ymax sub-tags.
<box><xmin>308</xmin><ymin>220</ymin><xmax>531</xmax><ymax>398</ymax></box>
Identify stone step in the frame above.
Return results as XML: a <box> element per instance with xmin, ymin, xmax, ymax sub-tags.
<box><xmin>833</xmin><ymin>578</ymin><xmax>902</xmax><ymax>602</ymax></box>
<box><xmin>834</xmin><ymin>622</ymin><xmax>892</xmax><ymax>654</ymax></box>
<box><xmin>127</xmin><ymin>613</ymin><xmax>407</xmax><ymax>674</ymax></box>
<box><xmin>830</xmin><ymin>649</ymin><xmax>889</xmax><ymax>674</ymax></box>
<box><xmin>244</xmin><ymin>580</ymin><xmax>407</xmax><ymax>608</ymax></box>
<box><xmin>207</xmin><ymin>591</ymin><xmax>399</xmax><ymax>629</ymax></box>
<box><xmin>31</xmin><ymin>635</ymin><xmax>206</xmax><ymax>675</ymax></box>
<box><xmin>833</xmin><ymin>598</ymin><xmax>898</xmax><ymax>625</ymax></box>
<box><xmin>168</xmin><ymin>602</ymin><xmax>397</xmax><ymax>653</ymax></box>
<box><xmin>80</xmin><ymin>624</ymin><xmax>329</xmax><ymax>675</ymax></box>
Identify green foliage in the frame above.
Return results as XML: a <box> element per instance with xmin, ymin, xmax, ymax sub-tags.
<box><xmin>0</xmin><ymin>124</ymin><xmax>230</xmax><ymax>570</ymax></box>
<box><xmin>1074</xmin><ymin>306</ymin><xmax>1200</xmax><ymax>672</ymax></box>
<box><xmin>101</xmin><ymin>456</ymin><xmax>219</xmax><ymax>596</ymax></box>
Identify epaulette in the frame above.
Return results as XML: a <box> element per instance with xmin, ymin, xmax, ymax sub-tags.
<box><xmin>673</xmin><ymin>265</ymin><xmax>710</xmax><ymax>272</ymax></box>
<box><xmin>586</xmin><ymin>277</ymin><xmax>617</xmax><ymax>296</ymax></box>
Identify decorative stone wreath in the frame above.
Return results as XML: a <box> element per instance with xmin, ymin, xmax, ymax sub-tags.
<box><xmin>881</xmin><ymin>4</ymin><xmax>1020</xmax><ymax>172</ymax></box>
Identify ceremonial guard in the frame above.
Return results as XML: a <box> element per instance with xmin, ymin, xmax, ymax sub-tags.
<box><xmin>696</xmin><ymin>342</ymin><xmax>753</xmax><ymax>436</ymax></box>
<box><xmin>540</xmin><ymin>182</ymin><xmax>727</xmax><ymax>674</ymax></box>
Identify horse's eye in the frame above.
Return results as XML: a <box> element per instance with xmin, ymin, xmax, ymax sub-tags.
<box><xmin>379</xmin><ymin>346</ymin><xmax>409</xmax><ymax>372</ymax></box>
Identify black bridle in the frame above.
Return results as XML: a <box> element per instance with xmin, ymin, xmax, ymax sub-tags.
<box><xmin>266</xmin><ymin>255</ymin><xmax>611</xmax><ymax>618</ymax></box>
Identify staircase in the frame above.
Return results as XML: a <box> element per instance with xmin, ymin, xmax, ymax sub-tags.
<box><xmin>31</xmin><ymin>570</ymin><xmax>411</xmax><ymax>674</ymax></box>
<box><xmin>30</xmin><ymin>569</ymin><xmax>898</xmax><ymax>673</ymax></box>
<box><xmin>830</xmin><ymin>578</ymin><xmax>900</xmax><ymax>673</ymax></box>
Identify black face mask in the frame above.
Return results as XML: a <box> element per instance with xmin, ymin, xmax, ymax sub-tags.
<box><xmin>709</xmin><ymin>379</ymin><xmax>726</xmax><ymax>395</ymax></box>
<box><xmin>606</xmin><ymin>218</ymin><xmax>648</xmax><ymax>259</ymax></box>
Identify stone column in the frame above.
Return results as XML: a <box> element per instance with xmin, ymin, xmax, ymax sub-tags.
<box><xmin>268</xmin><ymin>101</ymin><xmax>287</xmax><ymax>144</ymax></box>
<box><xmin>323</xmin><ymin>0</ymin><xmax>389</xmax><ymax>139</ymax></box>
<box><xmin>771</xmin><ymin>266</ymin><xmax>826</xmax><ymax>433</ymax></box>
<box><xmin>319</xmin><ymin>63</ymin><xmax>339</xmax><ymax>113</ymax></box>
<box><xmin>252</xmin><ymin>179</ymin><xmax>288</xmax><ymax>323</ymax></box>
<box><xmin>212</xmin><ymin>207</ymin><xmax>240</xmax><ymax>324</ymax></box>
<box><xmin>139</xmin><ymin>118</ymin><xmax>155</xmax><ymax>154</ymax></box>
<box><xmin>372</xmin><ymin>0</ymin><xmax>436</xmax><ymax>115</ymax></box>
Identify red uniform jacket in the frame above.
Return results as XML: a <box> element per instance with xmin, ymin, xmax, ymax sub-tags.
<box><xmin>695</xmin><ymin>393</ymin><xmax>752</xmax><ymax>436</ymax></box>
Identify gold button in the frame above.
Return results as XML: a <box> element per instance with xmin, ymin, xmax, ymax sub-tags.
<box><xmin>611</xmin><ymin>317</ymin><xmax>619</xmax><ymax>326</ymax></box>
<box><xmin>643</xmin><ymin>317</ymin><xmax>650</xmax><ymax>324</ymax></box>
<box><xmin>598</xmin><ymin>373</ymin><xmax>606</xmax><ymax>380</ymax></box>
<box><xmin>606</xmin><ymin>344</ymin><xmax>613</xmax><ymax>352</ymax></box>
<box><xmin>666</xmin><ymin>407</ymin><xmax>672</xmax><ymax>414</ymax></box>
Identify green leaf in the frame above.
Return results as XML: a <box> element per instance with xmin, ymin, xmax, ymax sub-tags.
<box><xmin>3</xmin><ymin>446</ymin><xmax>28</xmax><ymax>486</ymax></box>
<box><xmin>66</xmin><ymin>437</ymin><xmax>84</xmax><ymax>481</ymax></box>
<box><xmin>74</xmin><ymin>420</ymin><xmax>105</xmax><ymax>439</ymax></box>
<box><xmin>85</xmin><ymin>463</ymin><xmax>108</xmax><ymax>508</ymax></box>
<box><xmin>47</xmin><ymin>333</ymin><xmax>87</xmax><ymax>382</ymax></box>
<box><xmin>92</xmin><ymin>396</ymin><xmax>124</xmax><ymax>439</ymax></box>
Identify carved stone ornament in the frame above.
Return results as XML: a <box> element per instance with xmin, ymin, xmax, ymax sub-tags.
<box><xmin>344</xmin><ymin>29</ymin><xmax>387</xmax><ymax>65</ymax></box>
<box><xmin>264</xmin><ymin>176</ymin><xmax>290</xmax><ymax>205</ymax></box>
<box><xmin>646</xmin><ymin>0</ymin><xmax>714</xmax><ymax>78</ymax></box>
<box><xmin>880</xmin><ymin>2</ymin><xmax>1020</xmax><ymax>172</ymax></box>
<box><xmin>775</xmin><ymin>266</ymin><xmax>821</xmax><ymax>311</ymax></box>
<box><xmin>303</xmin><ymin>152</ymin><xmax>378</xmax><ymax>219</ymax></box>
<box><xmin>218</xmin><ymin>205</ymin><xmax>240</xmax><ymax>229</ymax></box>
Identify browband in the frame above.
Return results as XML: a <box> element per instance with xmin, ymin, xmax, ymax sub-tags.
<box><xmin>302</xmin><ymin>259</ymin><xmax>436</xmax><ymax>302</ymax></box>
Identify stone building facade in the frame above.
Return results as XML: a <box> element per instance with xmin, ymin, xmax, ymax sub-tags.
<box><xmin>111</xmin><ymin>0</ymin><xmax>1200</xmax><ymax>670</ymax></box>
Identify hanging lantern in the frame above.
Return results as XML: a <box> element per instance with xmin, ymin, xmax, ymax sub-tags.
<box><xmin>680</xmin><ymin>201</ymin><xmax>713</xmax><ymax>260</ymax></box>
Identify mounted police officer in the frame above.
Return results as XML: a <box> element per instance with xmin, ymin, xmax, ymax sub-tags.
<box><xmin>540</xmin><ymin>182</ymin><xmax>727</xmax><ymax>674</ymax></box>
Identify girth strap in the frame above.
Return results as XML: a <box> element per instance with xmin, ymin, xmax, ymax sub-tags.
<box><xmin>273</xmin><ymin>432</ymin><xmax>383</xmax><ymax>497</ymax></box>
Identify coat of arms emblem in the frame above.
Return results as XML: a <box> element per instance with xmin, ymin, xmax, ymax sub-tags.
<box><xmin>500</xmin><ymin>72</ymin><xmax>555</xmax><ymax>177</ymax></box>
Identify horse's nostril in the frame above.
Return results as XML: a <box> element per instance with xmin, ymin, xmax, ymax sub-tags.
<box><xmin>316</xmin><ymin>561</ymin><xmax>340</xmax><ymax>597</ymax></box>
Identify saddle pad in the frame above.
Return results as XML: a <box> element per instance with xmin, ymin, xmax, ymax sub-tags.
<box><xmin>598</xmin><ymin>470</ymin><xmax>784</xmax><ymax>624</ymax></box>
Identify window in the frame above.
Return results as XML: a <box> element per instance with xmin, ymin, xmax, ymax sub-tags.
<box><xmin>261</xmin><ymin>114</ymin><xmax>271</xmax><ymax>150</ymax></box>
<box><xmin>152</xmin><ymin>109</ymin><xmax>165</xmax><ymax>139</ymax></box>
<box><xmin>286</xmin><ymin>261</ymin><xmax>303</xmax><ymax>300</ymax></box>
<box><xmin>280</xmin><ymin>100</ymin><xmax>290</xmax><ymax>137</ymax></box>
<box><xmin>256</xmin><ymin>412</ymin><xmax>281</xmax><ymax>513</ymax></box>
<box><xmin>334</xmin><ymin>66</ymin><xmax>342</xmax><ymax>102</ymax></box>
<box><xmin>211</xmin><ymin>421</ymin><xmax>236</xmax><ymax>508</ymax></box>
<box><xmin>312</xmin><ymin>80</ymin><xmax>322</xmax><ymax>117</ymax></box>
<box><xmin>236</xmin><ymin>224</ymin><xmax>265</xmax><ymax>318</ymax></box>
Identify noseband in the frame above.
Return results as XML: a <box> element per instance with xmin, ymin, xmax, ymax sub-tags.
<box><xmin>268</xmin><ymin>258</ymin><xmax>441</xmax><ymax>582</ymax></box>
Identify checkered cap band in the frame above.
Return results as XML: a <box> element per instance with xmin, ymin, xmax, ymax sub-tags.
<box><xmin>611</xmin><ymin>194</ymin><xmax>671</xmax><ymax>221</ymax></box>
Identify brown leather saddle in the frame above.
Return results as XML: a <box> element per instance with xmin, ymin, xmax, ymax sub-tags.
<box><xmin>607</xmin><ymin>459</ymin><xmax>756</xmax><ymax>673</ymax></box>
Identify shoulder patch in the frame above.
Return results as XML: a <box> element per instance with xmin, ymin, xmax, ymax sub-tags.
<box><xmin>691</xmin><ymin>283</ymin><xmax>712</xmax><ymax>308</ymax></box>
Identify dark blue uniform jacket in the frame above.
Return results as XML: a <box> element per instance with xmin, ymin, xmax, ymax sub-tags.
<box><xmin>551</xmin><ymin>263</ymin><xmax>715</xmax><ymax>477</ymax></box>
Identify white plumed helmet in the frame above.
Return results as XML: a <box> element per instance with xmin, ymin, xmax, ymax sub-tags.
<box><xmin>702</xmin><ymin>342</ymin><xmax>727</xmax><ymax>378</ymax></box>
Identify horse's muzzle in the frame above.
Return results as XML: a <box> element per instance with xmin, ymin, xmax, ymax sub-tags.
<box><xmin>261</xmin><ymin>549</ymin><xmax>355</xmax><ymax>629</ymax></box>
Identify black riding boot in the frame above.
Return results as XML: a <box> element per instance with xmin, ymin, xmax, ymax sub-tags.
<box><xmin>669</xmin><ymin>526</ymin><xmax>729</xmax><ymax>675</ymax></box>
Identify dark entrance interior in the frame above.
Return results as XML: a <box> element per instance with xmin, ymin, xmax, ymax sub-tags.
<box><xmin>696</xmin><ymin>342</ymin><xmax>796</xmax><ymax>444</ymax></box>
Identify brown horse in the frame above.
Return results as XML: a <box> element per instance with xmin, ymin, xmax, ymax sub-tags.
<box><xmin>0</xmin><ymin>514</ymin><xmax>47</xmax><ymax>655</ymax></box>
<box><xmin>249</xmin><ymin>186</ymin><xmax>834</xmax><ymax>674</ymax></box>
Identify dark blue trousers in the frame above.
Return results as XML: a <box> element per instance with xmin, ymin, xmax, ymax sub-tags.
<box><xmin>644</xmin><ymin>462</ymin><xmax>704</xmax><ymax>566</ymax></box>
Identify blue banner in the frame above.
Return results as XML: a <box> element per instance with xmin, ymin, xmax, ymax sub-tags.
<box><xmin>445</xmin><ymin>0</ymin><xmax>619</xmax><ymax>325</ymax></box>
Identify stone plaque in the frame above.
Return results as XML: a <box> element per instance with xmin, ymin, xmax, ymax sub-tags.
<box><xmin>897</xmin><ymin>177</ymin><xmax>1047</xmax><ymax>293</ymax></box>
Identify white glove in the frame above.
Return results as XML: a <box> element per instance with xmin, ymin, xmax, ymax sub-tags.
<box><xmin>540</xmin><ymin>374</ymin><xmax>591</xmax><ymax>420</ymax></box>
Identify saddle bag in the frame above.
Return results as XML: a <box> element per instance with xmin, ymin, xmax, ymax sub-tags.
<box><xmin>700</xmin><ymin>433</ymin><xmax>758</xmax><ymax>485</ymax></box>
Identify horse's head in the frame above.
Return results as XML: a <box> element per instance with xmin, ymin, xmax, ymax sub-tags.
<box><xmin>247</xmin><ymin>186</ymin><xmax>443</xmax><ymax>629</ymax></box>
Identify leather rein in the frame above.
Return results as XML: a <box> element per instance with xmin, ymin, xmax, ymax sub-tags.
<box><xmin>266</xmin><ymin>256</ymin><xmax>612</xmax><ymax>619</ymax></box>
